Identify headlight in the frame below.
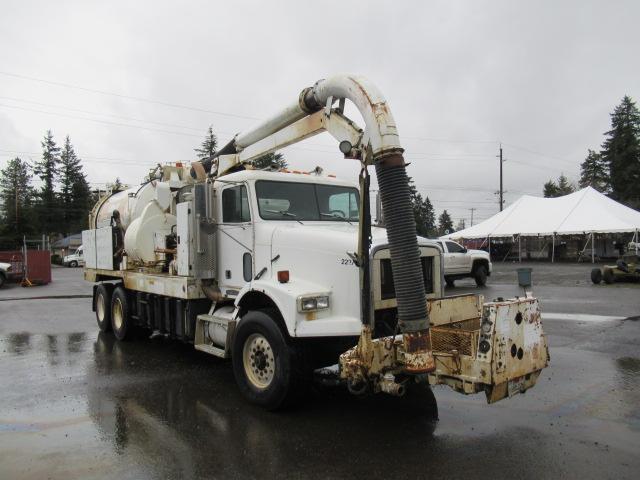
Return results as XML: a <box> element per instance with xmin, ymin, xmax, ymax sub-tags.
<box><xmin>298</xmin><ymin>295</ymin><xmax>330</xmax><ymax>312</ymax></box>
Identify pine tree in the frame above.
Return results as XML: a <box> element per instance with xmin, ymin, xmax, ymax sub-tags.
<box><xmin>579</xmin><ymin>149</ymin><xmax>609</xmax><ymax>192</ymax></box>
<box><xmin>407</xmin><ymin>177</ymin><xmax>435</xmax><ymax>237</ymax></box>
<box><xmin>437</xmin><ymin>210</ymin><xmax>454</xmax><ymax>236</ymax></box>
<box><xmin>33</xmin><ymin>130</ymin><xmax>61</xmax><ymax>233</ymax></box>
<box><xmin>194</xmin><ymin>126</ymin><xmax>218</xmax><ymax>160</ymax></box>
<box><xmin>59</xmin><ymin>136</ymin><xmax>91</xmax><ymax>234</ymax></box>
<box><xmin>601</xmin><ymin>95</ymin><xmax>640</xmax><ymax>208</ymax></box>
<box><xmin>543</xmin><ymin>180</ymin><xmax>558</xmax><ymax>198</ymax></box>
<box><xmin>543</xmin><ymin>174</ymin><xmax>575</xmax><ymax>197</ymax></box>
<box><xmin>108</xmin><ymin>177</ymin><xmax>125</xmax><ymax>192</ymax></box>
<box><xmin>0</xmin><ymin>157</ymin><xmax>35</xmax><ymax>247</ymax></box>
<box><xmin>252</xmin><ymin>152</ymin><xmax>288</xmax><ymax>170</ymax></box>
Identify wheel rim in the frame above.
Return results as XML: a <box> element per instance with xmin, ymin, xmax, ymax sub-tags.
<box><xmin>242</xmin><ymin>333</ymin><xmax>275</xmax><ymax>389</ymax></box>
<box><xmin>97</xmin><ymin>294</ymin><xmax>105</xmax><ymax>322</ymax></box>
<box><xmin>112</xmin><ymin>298</ymin><xmax>124</xmax><ymax>330</ymax></box>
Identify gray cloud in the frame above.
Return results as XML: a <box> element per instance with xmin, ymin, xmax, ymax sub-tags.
<box><xmin>1</xmin><ymin>0</ymin><xmax>638</xmax><ymax>223</ymax></box>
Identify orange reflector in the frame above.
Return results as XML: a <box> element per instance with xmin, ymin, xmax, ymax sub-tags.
<box><xmin>176</xmin><ymin>162</ymin><xmax>183</xmax><ymax>167</ymax></box>
<box><xmin>277</xmin><ymin>271</ymin><xmax>290</xmax><ymax>283</ymax></box>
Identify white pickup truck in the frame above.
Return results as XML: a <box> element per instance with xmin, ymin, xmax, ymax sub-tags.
<box><xmin>434</xmin><ymin>239</ymin><xmax>492</xmax><ymax>287</ymax></box>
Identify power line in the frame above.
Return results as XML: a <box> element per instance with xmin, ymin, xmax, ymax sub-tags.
<box><xmin>0</xmin><ymin>70</ymin><xmax>260</xmax><ymax>120</ymax></box>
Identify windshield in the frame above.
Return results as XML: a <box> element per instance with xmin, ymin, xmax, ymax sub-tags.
<box><xmin>255</xmin><ymin>181</ymin><xmax>359</xmax><ymax>221</ymax></box>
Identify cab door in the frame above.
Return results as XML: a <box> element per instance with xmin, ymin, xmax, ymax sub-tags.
<box><xmin>217</xmin><ymin>184</ymin><xmax>254</xmax><ymax>296</ymax></box>
<box><xmin>445</xmin><ymin>241</ymin><xmax>467</xmax><ymax>273</ymax></box>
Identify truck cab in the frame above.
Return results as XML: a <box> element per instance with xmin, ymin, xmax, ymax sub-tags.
<box><xmin>64</xmin><ymin>246</ymin><xmax>85</xmax><ymax>267</ymax></box>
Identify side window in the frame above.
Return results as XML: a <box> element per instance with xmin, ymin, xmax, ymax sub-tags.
<box><xmin>446</xmin><ymin>241</ymin><xmax>464</xmax><ymax>253</ymax></box>
<box><xmin>328</xmin><ymin>191</ymin><xmax>359</xmax><ymax>219</ymax></box>
<box><xmin>222</xmin><ymin>186</ymin><xmax>251</xmax><ymax>223</ymax></box>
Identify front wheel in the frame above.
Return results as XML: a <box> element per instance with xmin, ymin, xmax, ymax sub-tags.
<box><xmin>590</xmin><ymin>268</ymin><xmax>602</xmax><ymax>284</ymax></box>
<box><xmin>232</xmin><ymin>310</ymin><xmax>308</xmax><ymax>410</ymax></box>
<box><xmin>0</xmin><ymin>273</ymin><xmax>5</xmax><ymax>289</ymax></box>
<box><xmin>445</xmin><ymin>277</ymin><xmax>455</xmax><ymax>288</ymax></box>
<box><xmin>69</xmin><ymin>261</ymin><xmax>78</xmax><ymax>268</ymax></box>
<box><xmin>474</xmin><ymin>265</ymin><xmax>488</xmax><ymax>287</ymax></box>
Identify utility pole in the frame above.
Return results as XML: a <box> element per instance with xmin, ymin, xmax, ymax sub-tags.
<box><xmin>498</xmin><ymin>143</ymin><xmax>504</xmax><ymax>211</ymax></box>
<box><xmin>469</xmin><ymin>207</ymin><xmax>476</xmax><ymax>226</ymax></box>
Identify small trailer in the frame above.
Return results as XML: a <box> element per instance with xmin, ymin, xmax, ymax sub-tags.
<box><xmin>84</xmin><ymin>75</ymin><xmax>549</xmax><ymax>409</ymax></box>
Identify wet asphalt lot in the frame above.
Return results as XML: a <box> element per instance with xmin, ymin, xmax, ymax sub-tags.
<box><xmin>0</xmin><ymin>264</ymin><xmax>639</xmax><ymax>479</ymax></box>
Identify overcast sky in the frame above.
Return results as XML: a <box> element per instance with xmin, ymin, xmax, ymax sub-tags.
<box><xmin>1</xmin><ymin>0</ymin><xmax>638</xmax><ymax>225</ymax></box>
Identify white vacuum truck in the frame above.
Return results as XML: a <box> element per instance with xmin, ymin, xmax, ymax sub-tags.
<box><xmin>83</xmin><ymin>75</ymin><xmax>549</xmax><ymax>409</ymax></box>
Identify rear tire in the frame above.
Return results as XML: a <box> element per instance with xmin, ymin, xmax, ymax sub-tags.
<box><xmin>232</xmin><ymin>310</ymin><xmax>308</xmax><ymax>410</ymax></box>
<box><xmin>445</xmin><ymin>277</ymin><xmax>455</xmax><ymax>288</ymax></box>
<box><xmin>603</xmin><ymin>268</ymin><xmax>615</xmax><ymax>284</ymax></box>
<box><xmin>474</xmin><ymin>265</ymin><xmax>488</xmax><ymax>287</ymax></box>
<box><xmin>590</xmin><ymin>268</ymin><xmax>602</xmax><ymax>284</ymax></box>
<box><xmin>0</xmin><ymin>272</ymin><xmax>5</xmax><ymax>289</ymax></box>
<box><xmin>111</xmin><ymin>286</ymin><xmax>134</xmax><ymax>341</ymax></box>
<box><xmin>95</xmin><ymin>283</ymin><xmax>114</xmax><ymax>332</ymax></box>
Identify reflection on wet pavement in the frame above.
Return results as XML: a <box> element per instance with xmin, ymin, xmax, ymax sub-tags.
<box><xmin>1</xmin><ymin>326</ymin><xmax>639</xmax><ymax>479</ymax></box>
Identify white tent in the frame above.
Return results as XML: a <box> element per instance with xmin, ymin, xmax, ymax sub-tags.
<box><xmin>442</xmin><ymin>187</ymin><xmax>640</xmax><ymax>239</ymax></box>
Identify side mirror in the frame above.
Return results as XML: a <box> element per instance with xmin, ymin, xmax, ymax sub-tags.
<box><xmin>461</xmin><ymin>247</ymin><xmax>468</xmax><ymax>253</ymax></box>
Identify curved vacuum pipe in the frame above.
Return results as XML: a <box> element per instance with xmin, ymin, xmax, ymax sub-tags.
<box><xmin>191</xmin><ymin>75</ymin><xmax>428</xmax><ymax>333</ymax></box>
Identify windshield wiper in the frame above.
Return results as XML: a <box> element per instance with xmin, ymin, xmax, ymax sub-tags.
<box><xmin>265</xmin><ymin>209</ymin><xmax>303</xmax><ymax>224</ymax></box>
<box><xmin>320</xmin><ymin>212</ymin><xmax>353</xmax><ymax>225</ymax></box>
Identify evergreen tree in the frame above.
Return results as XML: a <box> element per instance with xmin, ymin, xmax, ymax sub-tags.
<box><xmin>437</xmin><ymin>210</ymin><xmax>454</xmax><ymax>236</ymax></box>
<box><xmin>33</xmin><ymin>130</ymin><xmax>61</xmax><ymax>233</ymax></box>
<box><xmin>194</xmin><ymin>126</ymin><xmax>218</xmax><ymax>160</ymax></box>
<box><xmin>0</xmin><ymin>157</ymin><xmax>35</xmax><ymax>247</ymax></box>
<box><xmin>543</xmin><ymin>180</ymin><xmax>558</xmax><ymax>198</ymax></box>
<box><xmin>579</xmin><ymin>149</ymin><xmax>609</xmax><ymax>192</ymax></box>
<box><xmin>108</xmin><ymin>177</ymin><xmax>125</xmax><ymax>192</ymax></box>
<box><xmin>600</xmin><ymin>95</ymin><xmax>640</xmax><ymax>208</ymax></box>
<box><xmin>543</xmin><ymin>174</ymin><xmax>575</xmax><ymax>197</ymax></box>
<box><xmin>407</xmin><ymin>177</ymin><xmax>435</xmax><ymax>237</ymax></box>
<box><xmin>252</xmin><ymin>152</ymin><xmax>288</xmax><ymax>170</ymax></box>
<box><xmin>59</xmin><ymin>136</ymin><xmax>91</xmax><ymax>234</ymax></box>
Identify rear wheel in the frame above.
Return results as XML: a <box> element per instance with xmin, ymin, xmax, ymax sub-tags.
<box><xmin>0</xmin><ymin>272</ymin><xmax>6</xmax><ymax>289</ymax></box>
<box><xmin>603</xmin><ymin>268</ymin><xmax>615</xmax><ymax>284</ymax></box>
<box><xmin>590</xmin><ymin>268</ymin><xmax>602</xmax><ymax>284</ymax></box>
<box><xmin>95</xmin><ymin>283</ymin><xmax>114</xmax><ymax>332</ymax></box>
<box><xmin>111</xmin><ymin>286</ymin><xmax>134</xmax><ymax>341</ymax></box>
<box><xmin>474</xmin><ymin>265</ymin><xmax>488</xmax><ymax>287</ymax></box>
<box><xmin>232</xmin><ymin>310</ymin><xmax>308</xmax><ymax>410</ymax></box>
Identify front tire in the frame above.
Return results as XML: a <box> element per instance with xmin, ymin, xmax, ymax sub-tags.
<box><xmin>0</xmin><ymin>272</ymin><xmax>5</xmax><ymax>289</ymax></box>
<box><xmin>591</xmin><ymin>268</ymin><xmax>602</xmax><ymax>284</ymax></box>
<box><xmin>445</xmin><ymin>277</ymin><xmax>455</xmax><ymax>288</ymax></box>
<box><xmin>111</xmin><ymin>286</ymin><xmax>134</xmax><ymax>341</ymax></box>
<box><xmin>474</xmin><ymin>265</ymin><xmax>488</xmax><ymax>287</ymax></box>
<box><xmin>95</xmin><ymin>283</ymin><xmax>114</xmax><ymax>332</ymax></box>
<box><xmin>232</xmin><ymin>310</ymin><xmax>308</xmax><ymax>410</ymax></box>
<box><xmin>69</xmin><ymin>260</ymin><xmax>78</xmax><ymax>268</ymax></box>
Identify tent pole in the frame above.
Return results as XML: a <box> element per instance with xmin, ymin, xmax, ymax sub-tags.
<box><xmin>488</xmin><ymin>236</ymin><xmax>491</xmax><ymax>261</ymax></box>
<box><xmin>518</xmin><ymin>235</ymin><xmax>522</xmax><ymax>263</ymax></box>
<box><xmin>552</xmin><ymin>234</ymin><xmax>555</xmax><ymax>263</ymax></box>
<box><xmin>591</xmin><ymin>232</ymin><xmax>595</xmax><ymax>263</ymax></box>
<box><xmin>635</xmin><ymin>229</ymin><xmax>638</xmax><ymax>255</ymax></box>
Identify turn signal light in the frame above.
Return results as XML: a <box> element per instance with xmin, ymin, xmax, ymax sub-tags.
<box><xmin>277</xmin><ymin>270</ymin><xmax>290</xmax><ymax>283</ymax></box>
